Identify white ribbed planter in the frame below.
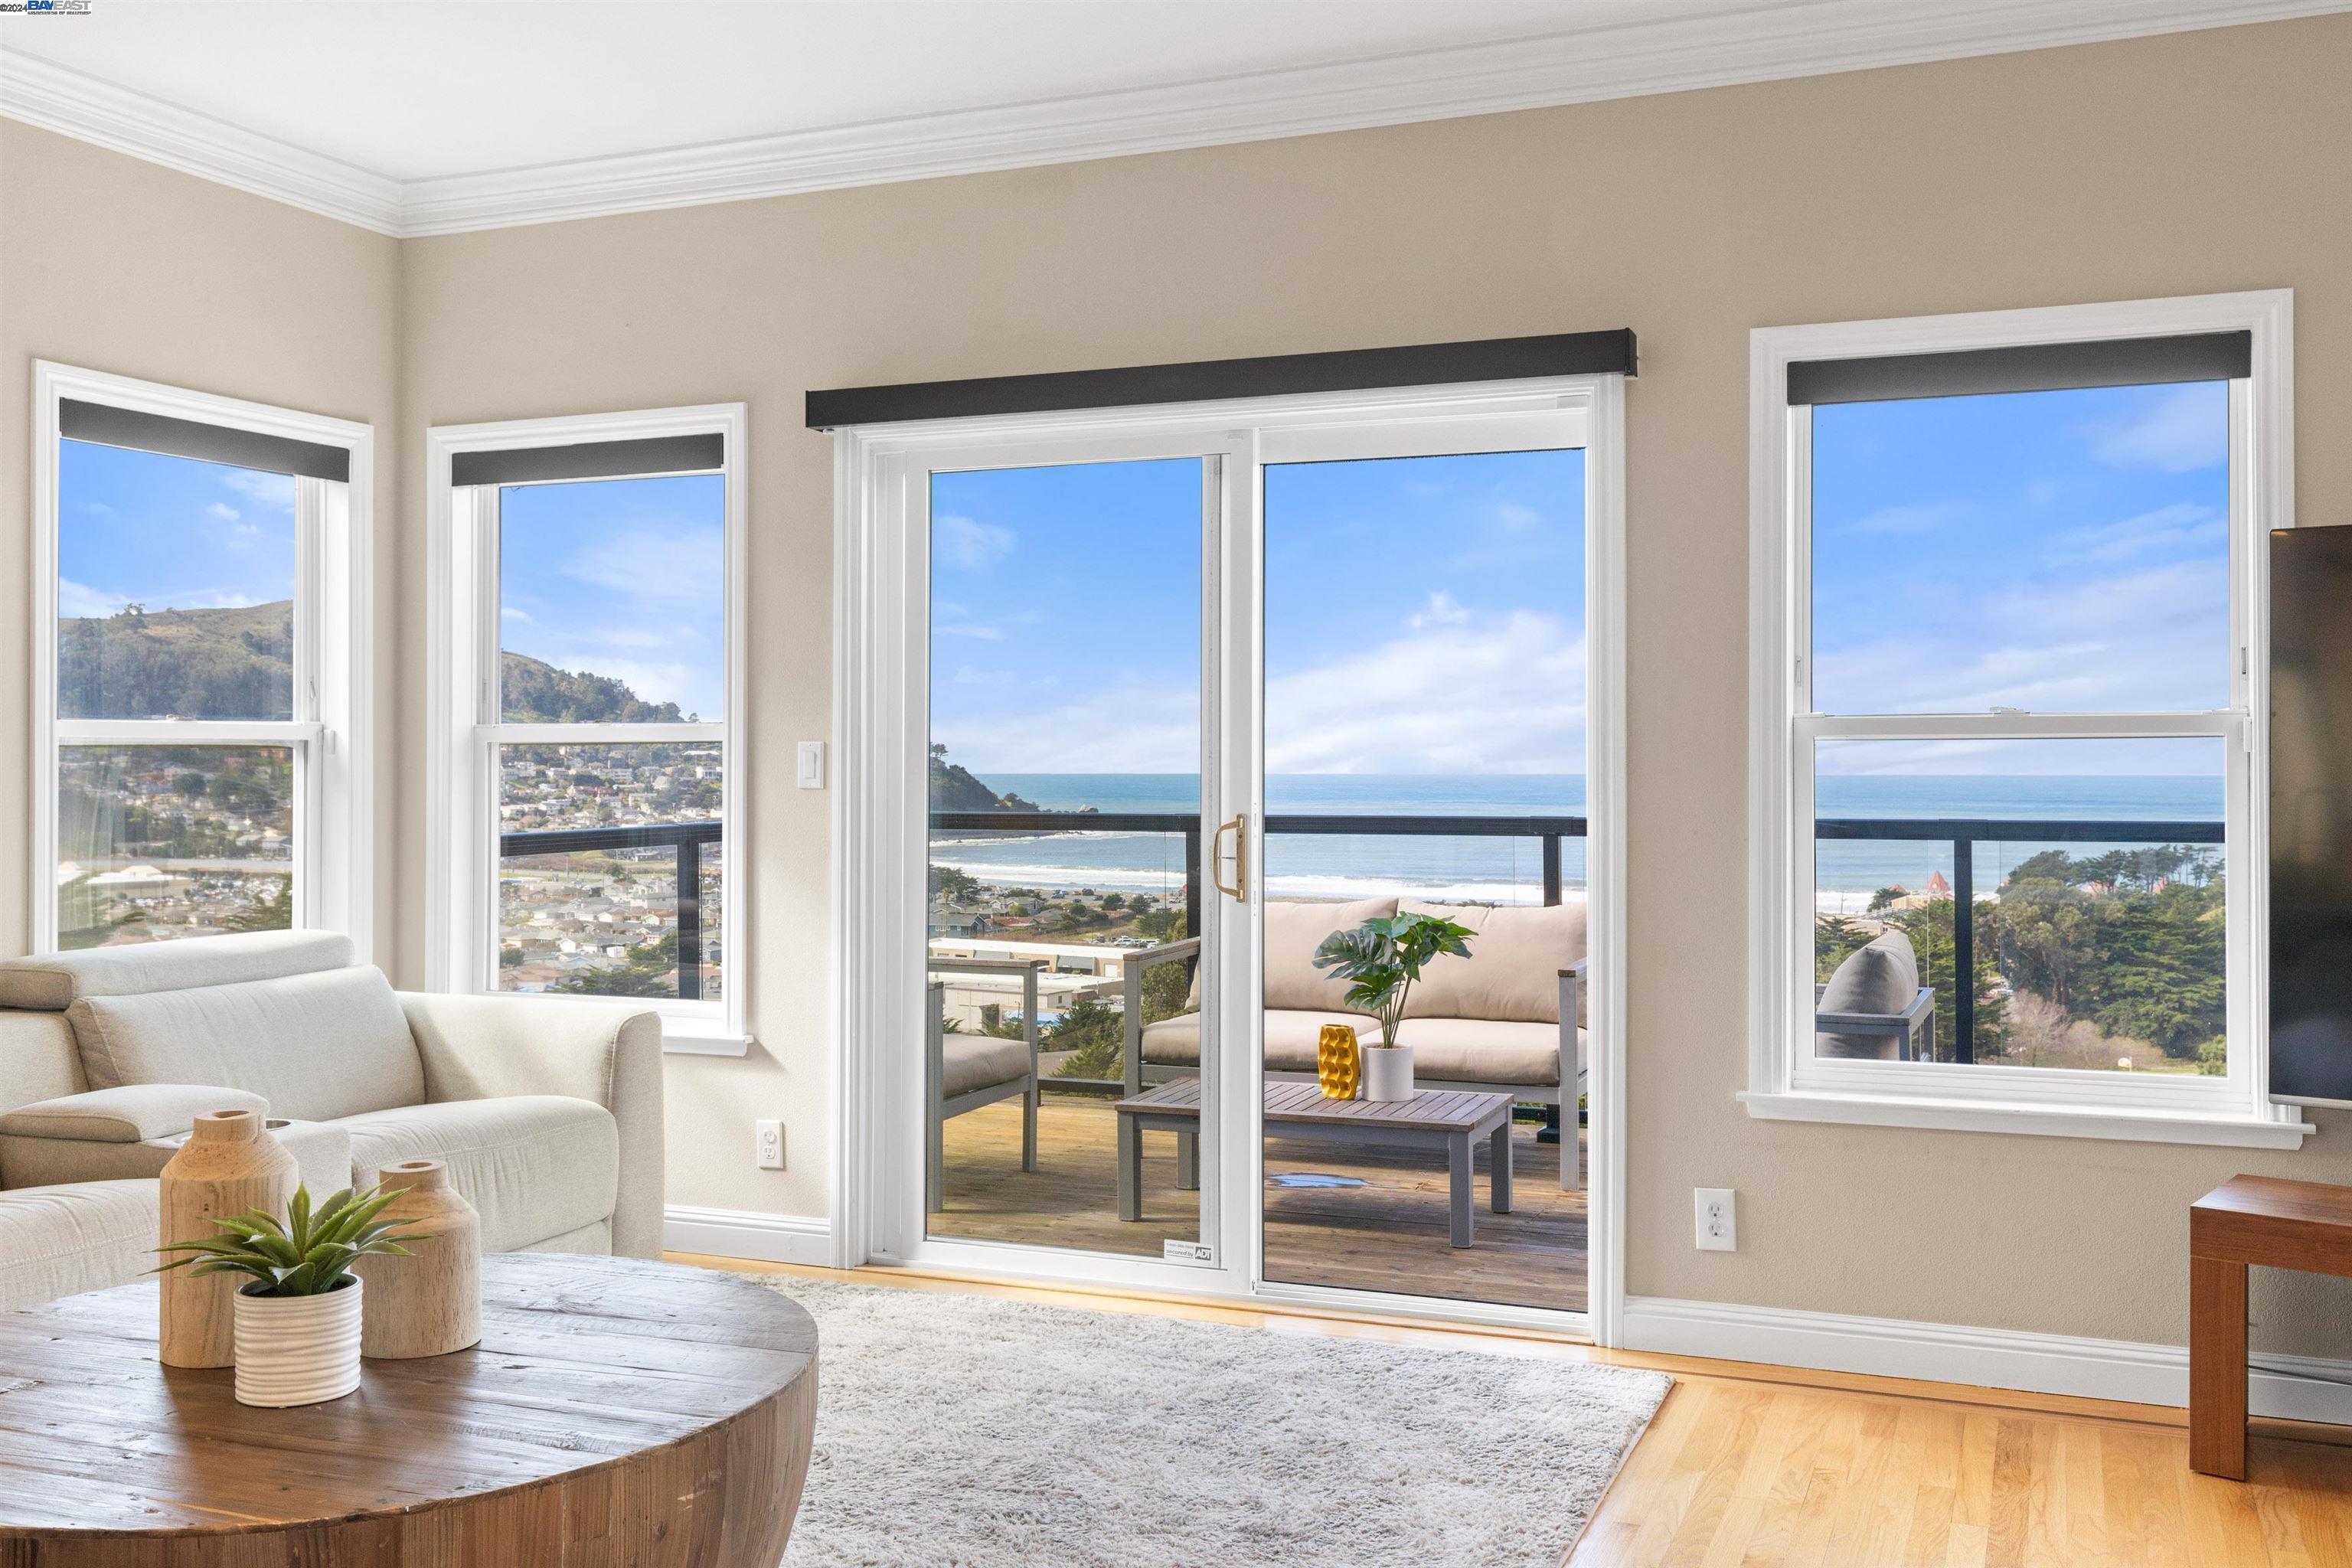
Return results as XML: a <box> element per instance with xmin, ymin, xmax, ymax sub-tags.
<box><xmin>1361</xmin><ymin>1045</ymin><xmax>1416</xmax><ymax>1102</ymax></box>
<box><xmin>234</xmin><ymin>1276</ymin><xmax>364</xmax><ymax>1407</ymax></box>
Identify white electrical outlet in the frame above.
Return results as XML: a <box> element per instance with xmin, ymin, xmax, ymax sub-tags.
<box><xmin>756</xmin><ymin>1119</ymin><xmax>785</xmax><ymax>1171</ymax></box>
<box><xmin>1694</xmin><ymin>1187</ymin><xmax>1736</xmax><ymax>1251</ymax></box>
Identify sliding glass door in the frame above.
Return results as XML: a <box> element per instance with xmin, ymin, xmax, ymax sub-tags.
<box><xmin>920</xmin><ymin>456</ymin><xmax>1225</xmax><ymax>1263</ymax></box>
<box><xmin>865</xmin><ymin>384</ymin><xmax>1612</xmax><ymax>1330</ymax></box>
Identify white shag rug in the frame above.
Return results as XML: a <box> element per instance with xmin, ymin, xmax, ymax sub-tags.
<box><xmin>769</xmin><ymin>1279</ymin><xmax>1670</xmax><ymax>1568</ymax></box>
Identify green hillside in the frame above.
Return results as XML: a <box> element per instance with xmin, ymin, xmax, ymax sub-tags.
<box><xmin>58</xmin><ymin>602</ymin><xmax>681</xmax><ymax>722</ymax></box>
<box><xmin>929</xmin><ymin>743</ymin><xmax>1038</xmax><ymax>812</ymax></box>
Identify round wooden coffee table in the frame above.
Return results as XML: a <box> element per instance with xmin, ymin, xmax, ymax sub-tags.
<box><xmin>0</xmin><ymin>1253</ymin><xmax>818</xmax><ymax>1565</ymax></box>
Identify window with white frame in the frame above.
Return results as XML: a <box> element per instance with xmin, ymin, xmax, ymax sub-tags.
<box><xmin>427</xmin><ymin>407</ymin><xmax>745</xmax><ymax>1048</ymax></box>
<box><xmin>1746</xmin><ymin>292</ymin><xmax>2301</xmax><ymax>1145</ymax></box>
<box><xmin>32</xmin><ymin>364</ymin><xmax>373</xmax><ymax>954</ymax></box>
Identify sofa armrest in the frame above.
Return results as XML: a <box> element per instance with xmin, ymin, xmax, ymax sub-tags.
<box><xmin>397</xmin><ymin>993</ymin><xmax>665</xmax><ymax>1259</ymax></box>
<box><xmin>1122</xmin><ymin>938</ymin><xmax>1201</xmax><ymax>1096</ymax></box>
<box><xmin>0</xmin><ymin>1083</ymin><xmax>266</xmax><ymax>1144</ymax></box>
<box><xmin>0</xmin><ymin>1086</ymin><xmax>349</xmax><ymax>1195</ymax></box>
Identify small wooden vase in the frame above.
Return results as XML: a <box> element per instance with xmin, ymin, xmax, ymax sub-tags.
<box><xmin>159</xmin><ymin>1108</ymin><xmax>298</xmax><ymax>1368</ymax></box>
<box><xmin>356</xmin><ymin>1158</ymin><xmax>481</xmax><ymax>1359</ymax></box>
<box><xmin>1316</xmin><ymin>1023</ymin><xmax>1361</xmax><ymax>1099</ymax></box>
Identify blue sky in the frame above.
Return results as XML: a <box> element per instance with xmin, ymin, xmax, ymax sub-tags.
<box><xmin>498</xmin><ymin>474</ymin><xmax>725</xmax><ymax>720</ymax></box>
<box><xmin>1811</xmin><ymin>380</ymin><xmax>2230</xmax><ymax>775</ymax></box>
<box><xmin>929</xmin><ymin>449</ymin><xmax>1586</xmax><ymax>774</ymax></box>
<box><xmin>57</xmin><ymin>439</ymin><xmax>296</xmax><ymax>616</ymax></box>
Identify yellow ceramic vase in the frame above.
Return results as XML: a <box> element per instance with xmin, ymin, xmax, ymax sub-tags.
<box><xmin>1316</xmin><ymin>1024</ymin><xmax>1361</xmax><ymax>1099</ymax></box>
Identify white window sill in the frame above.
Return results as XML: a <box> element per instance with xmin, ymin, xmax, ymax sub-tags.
<box><xmin>660</xmin><ymin>1026</ymin><xmax>753</xmax><ymax>1057</ymax></box>
<box><xmin>1739</xmin><ymin>1089</ymin><xmax>2314</xmax><ymax>1150</ymax></box>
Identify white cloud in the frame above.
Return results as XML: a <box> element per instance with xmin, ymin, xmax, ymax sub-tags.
<box><xmin>220</xmin><ymin>470</ymin><xmax>296</xmax><ymax>509</ymax></box>
<box><xmin>561</xmin><ymin>526</ymin><xmax>722</xmax><ymax>609</ymax></box>
<box><xmin>1407</xmin><ymin>591</ymin><xmax>1471</xmax><ymax>629</ymax></box>
<box><xmin>934</xmin><ymin>514</ymin><xmax>1014</xmax><ymax>571</ymax></box>
<box><xmin>933</xmin><ymin>684</ymin><xmax>1201</xmax><ymax>772</ymax></box>
<box><xmin>1266</xmin><ymin>606</ymin><xmax>1586</xmax><ymax>774</ymax></box>
<box><xmin>1844</xmin><ymin>500</ymin><xmax>1972</xmax><ymax>536</ymax></box>
<box><xmin>1815</xmin><ymin>559</ymin><xmax>2230</xmax><ymax>717</ymax></box>
<box><xmin>77</xmin><ymin>499</ymin><xmax>115</xmax><ymax>518</ymax></box>
<box><xmin>57</xmin><ymin>579</ymin><xmax>128</xmax><ymax>618</ymax></box>
<box><xmin>2079</xmin><ymin>384</ymin><xmax>2227</xmax><ymax>472</ymax></box>
<box><xmin>1490</xmin><ymin>500</ymin><xmax>1543</xmax><ymax>532</ymax></box>
<box><xmin>2050</xmin><ymin>501</ymin><xmax>2223</xmax><ymax>565</ymax></box>
<box><xmin>501</xmin><ymin>606</ymin><xmax>538</xmax><ymax>626</ymax></box>
<box><xmin>205</xmin><ymin>502</ymin><xmax>240</xmax><ymax>522</ymax></box>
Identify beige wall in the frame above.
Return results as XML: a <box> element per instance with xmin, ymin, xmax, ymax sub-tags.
<box><xmin>0</xmin><ymin>122</ymin><xmax>404</xmax><ymax>964</ymax></box>
<box><xmin>15</xmin><ymin>13</ymin><xmax>2352</xmax><ymax>1352</ymax></box>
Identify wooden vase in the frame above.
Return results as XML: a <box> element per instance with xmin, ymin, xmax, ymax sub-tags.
<box><xmin>356</xmin><ymin>1158</ymin><xmax>481</xmax><ymax>1359</ymax></box>
<box><xmin>159</xmin><ymin>1108</ymin><xmax>299</xmax><ymax>1368</ymax></box>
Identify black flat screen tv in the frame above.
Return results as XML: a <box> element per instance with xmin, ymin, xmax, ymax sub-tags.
<box><xmin>2269</xmin><ymin>525</ymin><xmax>2352</xmax><ymax>1106</ymax></box>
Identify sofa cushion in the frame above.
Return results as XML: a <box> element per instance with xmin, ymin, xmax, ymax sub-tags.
<box><xmin>336</xmin><ymin>1095</ymin><xmax>618</xmax><ymax>1253</ymax></box>
<box><xmin>1817</xmin><ymin>931</ymin><xmax>1920</xmax><ymax>1060</ymax></box>
<box><xmin>1265</xmin><ymin>897</ymin><xmax>1399</xmax><ymax>1013</ymax></box>
<box><xmin>68</xmin><ymin>966</ymin><xmax>423</xmax><ymax>1124</ymax></box>
<box><xmin>0</xmin><ymin>1179</ymin><xmax>158</xmax><ymax>1311</ymax></box>
<box><xmin>942</xmin><ymin>1034</ymin><xmax>1031</xmax><ymax>1099</ymax></box>
<box><xmin>1400</xmin><ymin>899</ymin><xmax>1586</xmax><ymax>1026</ymax></box>
<box><xmin>1141</xmin><ymin>1009</ymin><xmax>1385</xmax><ymax>1073</ymax></box>
<box><xmin>1389</xmin><ymin>1017</ymin><xmax>1576</xmax><ymax>1088</ymax></box>
<box><xmin>0</xmin><ymin>930</ymin><xmax>355</xmax><ymax>1012</ymax></box>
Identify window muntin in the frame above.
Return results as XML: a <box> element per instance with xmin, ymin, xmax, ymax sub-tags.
<box><xmin>1810</xmin><ymin>381</ymin><xmax>2231</xmax><ymax>716</ymax></box>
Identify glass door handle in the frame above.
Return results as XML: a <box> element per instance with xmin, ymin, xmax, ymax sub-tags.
<box><xmin>1211</xmin><ymin>813</ymin><xmax>1249</xmax><ymax>902</ymax></box>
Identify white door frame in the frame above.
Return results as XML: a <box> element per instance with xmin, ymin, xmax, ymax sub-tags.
<box><xmin>831</xmin><ymin>375</ymin><xmax>1629</xmax><ymax>1340</ymax></box>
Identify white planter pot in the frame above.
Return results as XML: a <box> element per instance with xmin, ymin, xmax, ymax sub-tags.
<box><xmin>234</xmin><ymin>1276</ymin><xmax>364</xmax><ymax>1408</ymax></box>
<box><xmin>1361</xmin><ymin>1045</ymin><xmax>1416</xmax><ymax>1102</ymax></box>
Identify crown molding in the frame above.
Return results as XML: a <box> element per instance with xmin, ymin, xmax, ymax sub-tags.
<box><xmin>0</xmin><ymin>53</ymin><xmax>402</xmax><ymax>234</ymax></box>
<box><xmin>5</xmin><ymin>0</ymin><xmax>2347</xmax><ymax>237</ymax></box>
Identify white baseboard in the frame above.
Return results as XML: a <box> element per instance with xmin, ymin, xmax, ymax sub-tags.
<box><xmin>1624</xmin><ymin>1295</ymin><xmax>2352</xmax><ymax>1423</ymax></box>
<box><xmin>664</xmin><ymin>1204</ymin><xmax>835</xmax><ymax>1267</ymax></box>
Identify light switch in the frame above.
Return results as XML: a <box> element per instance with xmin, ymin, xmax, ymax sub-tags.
<box><xmin>797</xmin><ymin>740</ymin><xmax>826</xmax><ymax>789</ymax></box>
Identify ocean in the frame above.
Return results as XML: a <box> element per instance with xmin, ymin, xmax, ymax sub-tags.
<box><xmin>930</xmin><ymin>773</ymin><xmax>2226</xmax><ymax>910</ymax></box>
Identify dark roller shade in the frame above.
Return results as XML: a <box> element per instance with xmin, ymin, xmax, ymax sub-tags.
<box><xmin>805</xmin><ymin>330</ymin><xmax>1637</xmax><ymax>429</ymax></box>
<box><xmin>451</xmin><ymin>433</ymin><xmax>725</xmax><ymax>487</ymax></box>
<box><xmin>2270</xmin><ymin>525</ymin><xmax>2352</xmax><ymax>1108</ymax></box>
<box><xmin>1788</xmin><ymin>331</ymin><xmax>2251</xmax><ymax>406</ymax></box>
<box><xmin>60</xmin><ymin>398</ymin><xmax>351</xmax><ymax>483</ymax></box>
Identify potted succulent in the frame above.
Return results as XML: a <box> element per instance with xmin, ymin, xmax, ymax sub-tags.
<box><xmin>1313</xmin><ymin>910</ymin><xmax>1475</xmax><ymax>1102</ymax></box>
<box><xmin>154</xmin><ymin>1184</ymin><xmax>420</xmax><ymax>1408</ymax></box>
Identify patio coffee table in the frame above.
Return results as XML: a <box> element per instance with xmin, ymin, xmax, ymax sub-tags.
<box><xmin>1115</xmin><ymin>1080</ymin><xmax>1514</xmax><ymax>1247</ymax></box>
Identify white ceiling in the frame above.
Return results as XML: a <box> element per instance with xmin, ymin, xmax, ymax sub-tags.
<box><xmin>2</xmin><ymin>0</ymin><xmax>2343</xmax><ymax>234</ymax></box>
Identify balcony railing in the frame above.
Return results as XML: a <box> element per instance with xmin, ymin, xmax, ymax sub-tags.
<box><xmin>501</xmin><ymin>821</ymin><xmax>721</xmax><ymax>1000</ymax></box>
<box><xmin>1815</xmin><ymin>815</ymin><xmax>2224</xmax><ymax>1062</ymax></box>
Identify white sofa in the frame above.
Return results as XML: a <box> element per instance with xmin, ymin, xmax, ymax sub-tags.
<box><xmin>1123</xmin><ymin>896</ymin><xmax>1589</xmax><ymax>1187</ymax></box>
<box><xmin>0</xmin><ymin>930</ymin><xmax>663</xmax><ymax>1311</ymax></box>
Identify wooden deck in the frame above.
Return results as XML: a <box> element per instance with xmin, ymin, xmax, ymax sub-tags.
<box><xmin>931</xmin><ymin>1088</ymin><xmax>1587</xmax><ymax>1313</ymax></box>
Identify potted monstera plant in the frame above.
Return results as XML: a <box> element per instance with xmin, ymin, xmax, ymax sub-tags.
<box><xmin>1313</xmin><ymin>910</ymin><xmax>1475</xmax><ymax>1102</ymax></box>
<box><xmin>155</xmin><ymin>1184</ymin><xmax>420</xmax><ymax>1408</ymax></box>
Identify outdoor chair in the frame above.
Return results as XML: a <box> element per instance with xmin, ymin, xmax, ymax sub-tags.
<box><xmin>925</xmin><ymin>957</ymin><xmax>1044</xmax><ymax>1212</ymax></box>
<box><xmin>1122</xmin><ymin>897</ymin><xmax>1590</xmax><ymax>1189</ymax></box>
<box><xmin>1815</xmin><ymin>929</ymin><xmax>1936</xmax><ymax>1061</ymax></box>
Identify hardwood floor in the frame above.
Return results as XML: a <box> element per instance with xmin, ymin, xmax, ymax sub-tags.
<box><xmin>680</xmin><ymin>1254</ymin><xmax>2352</xmax><ymax>1566</ymax></box>
<box><xmin>932</xmin><ymin>1088</ymin><xmax>1587</xmax><ymax>1312</ymax></box>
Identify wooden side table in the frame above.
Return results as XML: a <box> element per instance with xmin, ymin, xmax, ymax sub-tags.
<box><xmin>2189</xmin><ymin>1174</ymin><xmax>2352</xmax><ymax>1478</ymax></box>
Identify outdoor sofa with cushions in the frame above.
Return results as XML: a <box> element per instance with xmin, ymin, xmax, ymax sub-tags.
<box><xmin>0</xmin><ymin>929</ymin><xmax>663</xmax><ymax>1311</ymax></box>
<box><xmin>1122</xmin><ymin>896</ymin><xmax>1589</xmax><ymax>1188</ymax></box>
<box><xmin>1815</xmin><ymin>929</ymin><xmax>1936</xmax><ymax>1060</ymax></box>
